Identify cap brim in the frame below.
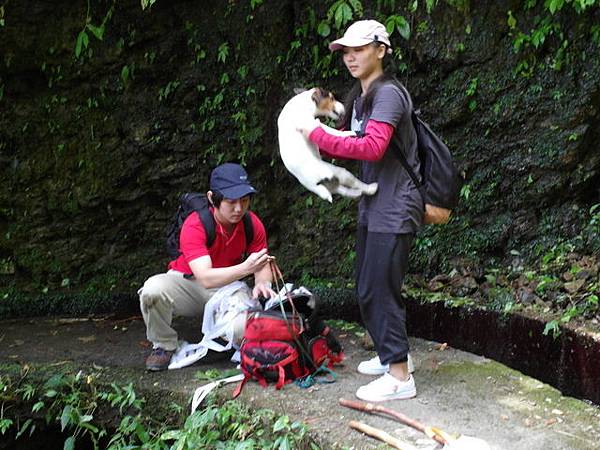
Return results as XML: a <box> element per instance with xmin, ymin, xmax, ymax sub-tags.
<box><xmin>329</xmin><ymin>37</ymin><xmax>374</xmax><ymax>51</ymax></box>
<box><xmin>219</xmin><ymin>184</ymin><xmax>257</xmax><ymax>199</ymax></box>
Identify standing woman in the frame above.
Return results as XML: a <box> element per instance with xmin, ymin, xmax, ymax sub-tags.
<box><xmin>300</xmin><ymin>20</ymin><xmax>424</xmax><ymax>402</ymax></box>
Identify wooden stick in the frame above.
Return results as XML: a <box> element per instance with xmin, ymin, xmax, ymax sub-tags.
<box><xmin>349</xmin><ymin>420</ymin><xmax>418</xmax><ymax>450</ymax></box>
<box><xmin>339</xmin><ymin>398</ymin><xmax>447</xmax><ymax>445</ymax></box>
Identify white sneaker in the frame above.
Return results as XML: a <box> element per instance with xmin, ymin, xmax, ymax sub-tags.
<box><xmin>356</xmin><ymin>373</ymin><xmax>417</xmax><ymax>402</ymax></box>
<box><xmin>357</xmin><ymin>354</ymin><xmax>415</xmax><ymax>375</ymax></box>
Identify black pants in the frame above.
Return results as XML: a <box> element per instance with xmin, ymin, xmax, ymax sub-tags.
<box><xmin>356</xmin><ymin>226</ymin><xmax>414</xmax><ymax>366</ymax></box>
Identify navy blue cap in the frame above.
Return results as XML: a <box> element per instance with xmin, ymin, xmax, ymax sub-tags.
<box><xmin>210</xmin><ymin>163</ymin><xmax>257</xmax><ymax>199</ymax></box>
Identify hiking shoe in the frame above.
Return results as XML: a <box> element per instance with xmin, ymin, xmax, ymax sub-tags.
<box><xmin>145</xmin><ymin>348</ymin><xmax>174</xmax><ymax>371</ymax></box>
<box><xmin>355</xmin><ymin>373</ymin><xmax>417</xmax><ymax>402</ymax></box>
<box><xmin>357</xmin><ymin>354</ymin><xmax>415</xmax><ymax>375</ymax></box>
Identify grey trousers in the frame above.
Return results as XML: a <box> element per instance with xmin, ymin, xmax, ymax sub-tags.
<box><xmin>138</xmin><ymin>270</ymin><xmax>248</xmax><ymax>351</ymax></box>
<box><xmin>356</xmin><ymin>227</ymin><xmax>414</xmax><ymax>366</ymax></box>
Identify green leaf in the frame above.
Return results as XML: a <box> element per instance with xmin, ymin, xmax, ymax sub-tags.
<box><xmin>386</xmin><ymin>15</ymin><xmax>411</xmax><ymax>40</ymax></box>
<box><xmin>79</xmin><ymin>422</ymin><xmax>99</xmax><ymax>433</ymax></box>
<box><xmin>80</xmin><ymin>414</ymin><xmax>94</xmax><ymax>423</ymax></box>
<box><xmin>75</xmin><ymin>30</ymin><xmax>89</xmax><ymax>57</ymax></box>
<box><xmin>335</xmin><ymin>4</ymin><xmax>352</xmax><ymax>29</ymax></box>
<box><xmin>273</xmin><ymin>415</ymin><xmax>289</xmax><ymax>432</ymax></box>
<box><xmin>543</xmin><ymin>320</ymin><xmax>561</xmax><ymax>338</ymax></box>
<box><xmin>32</xmin><ymin>401</ymin><xmax>45</xmax><ymax>413</ymax></box>
<box><xmin>279</xmin><ymin>437</ymin><xmax>291</xmax><ymax>450</ymax></box>
<box><xmin>426</xmin><ymin>0</ymin><xmax>437</xmax><ymax>14</ymax></box>
<box><xmin>507</xmin><ymin>10</ymin><xmax>517</xmax><ymax>29</ymax></box>
<box><xmin>546</xmin><ymin>0</ymin><xmax>565</xmax><ymax>14</ymax></box>
<box><xmin>45</xmin><ymin>389</ymin><xmax>58</xmax><ymax>398</ymax></box>
<box><xmin>160</xmin><ymin>430</ymin><xmax>181</xmax><ymax>440</ymax></box>
<box><xmin>15</xmin><ymin>419</ymin><xmax>33</xmax><ymax>439</ymax></box>
<box><xmin>135</xmin><ymin>421</ymin><xmax>150</xmax><ymax>443</ymax></box>
<box><xmin>217</xmin><ymin>43</ymin><xmax>229</xmax><ymax>63</ymax></box>
<box><xmin>141</xmin><ymin>0</ymin><xmax>158</xmax><ymax>10</ymax></box>
<box><xmin>86</xmin><ymin>24</ymin><xmax>104</xmax><ymax>40</ymax></box>
<box><xmin>385</xmin><ymin>18</ymin><xmax>395</xmax><ymax>35</ymax></box>
<box><xmin>121</xmin><ymin>65</ymin><xmax>130</xmax><ymax>85</ymax></box>
<box><xmin>395</xmin><ymin>16</ymin><xmax>411</xmax><ymax>40</ymax></box>
<box><xmin>60</xmin><ymin>405</ymin><xmax>72</xmax><ymax>431</ymax></box>
<box><xmin>0</xmin><ymin>418</ymin><xmax>13</xmax><ymax>434</ymax></box>
<box><xmin>317</xmin><ymin>22</ymin><xmax>331</xmax><ymax>37</ymax></box>
<box><xmin>64</xmin><ymin>436</ymin><xmax>75</xmax><ymax>450</ymax></box>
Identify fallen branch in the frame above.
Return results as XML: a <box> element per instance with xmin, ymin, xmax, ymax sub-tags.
<box><xmin>349</xmin><ymin>420</ymin><xmax>418</xmax><ymax>450</ymax></box>
<box><xmin>340</xmin><ymin>397</ymin><xmax>445</xmax><ymax>445</ymax></box>
<box><xmin>341</xmin><ymin>398</ymin><xmax>492</xmax><ymax>450</ymax></box>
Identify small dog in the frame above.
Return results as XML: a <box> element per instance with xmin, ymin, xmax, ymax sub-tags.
<box><xmin>277</xmin><ymin>88</ymin><xmax>378</xmax><ymax>203</ymax></box>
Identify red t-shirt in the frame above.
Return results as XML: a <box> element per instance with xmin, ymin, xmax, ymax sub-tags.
<box><xmin>168</xmin><ymin>209</ymin><xmax>268</xmax><ymax>275</ymax></box>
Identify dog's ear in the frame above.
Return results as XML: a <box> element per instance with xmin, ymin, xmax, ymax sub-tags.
<box><xmin>311</xmin><ymin>87</ymin><xmax>327</xmax><ymax>106</ymax></box>
<box><xmin>293</xmin><ymin>87</ymin><xmax>307</xmax><ymax>95</ymax></box>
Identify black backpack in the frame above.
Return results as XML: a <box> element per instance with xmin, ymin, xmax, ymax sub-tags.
<box><xmin>165</xmin><ymin>193</ymin><xmax>254</xmax><ymax>259</ymax></box>
<box><xmin>391</xmin><ymin>82</ymin><xmax>463</xmax><ymax>224</ymax></box>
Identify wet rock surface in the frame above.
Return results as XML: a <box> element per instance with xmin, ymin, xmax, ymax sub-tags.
<box><xmin>1</xmin><ymin>0</ymin><xmax>599</xmax><ymax>293</ymax></box>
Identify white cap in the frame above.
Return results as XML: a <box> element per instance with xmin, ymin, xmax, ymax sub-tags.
<box><xmin>329</xmin><ymin>20</ymin><xmax>392</xmax><ymax>53</ymax></box>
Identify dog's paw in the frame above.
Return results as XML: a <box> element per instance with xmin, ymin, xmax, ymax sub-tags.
<box><xmin>296</xmin><ymin>118</ymin><xmax>321</xmax><ymax>136</ymax></box>
<box><xmin>364</xmin><ymin>182</ymin><xmax>378</xmax><ymax>195</ymax></box>
<box><xmin>313</xmin><ymin>182</ymin><xmax>333</xmax><ymax>203</ymax></box>
<box><xmin>140</xmin><ymin>295</ymin><xmax>157</xmax><ymax>313</ymax></box>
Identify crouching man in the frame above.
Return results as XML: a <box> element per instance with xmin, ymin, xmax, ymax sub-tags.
<box><xmin>139</xmin><ymin>162</ymin><xmax>275</xmax><ymax>371</ymax></box>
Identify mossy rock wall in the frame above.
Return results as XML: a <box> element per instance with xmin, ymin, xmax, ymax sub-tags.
<box><xmin>0</xmin><ymin>0</ymin><xmax>599</xmax><ymax>297</ymax></box>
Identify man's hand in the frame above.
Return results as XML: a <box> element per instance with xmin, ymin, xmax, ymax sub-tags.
<box><xmin>252</xmin><ymin>282</ymin><xmax>277</xmax><ymax>300</ymax></box>
<box><xmin>243</xmin><ymin>248</ymin><xmax>272</xmax><ymax>275</ymax></box>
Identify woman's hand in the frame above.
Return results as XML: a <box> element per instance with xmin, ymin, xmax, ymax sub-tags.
<box><xmin>296</xmin><ymin>118</ymin><xmax>322</xmax><ymax>139</ymax></box>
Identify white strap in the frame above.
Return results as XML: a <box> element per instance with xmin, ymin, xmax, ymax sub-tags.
<box><xmin>191</xmin><ymin>373</ymin><xmax>245</xmax><ymax>413</ymax></box>
<box><xmin>169</xmin><ymin>281</ymin><xmax>257</xmax><ymax>370</ymax></box>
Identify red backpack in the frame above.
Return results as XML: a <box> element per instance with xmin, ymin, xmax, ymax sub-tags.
<box><xmin>232</xmin><ymin>294</ymin><xmax>344</xmax><ymax>397</ymax></box>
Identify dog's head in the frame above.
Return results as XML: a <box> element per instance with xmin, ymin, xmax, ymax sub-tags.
<box><xmin>311</xmin><ymin>88</ymin><xmax>345</xmax><ymax>120</ymax></box>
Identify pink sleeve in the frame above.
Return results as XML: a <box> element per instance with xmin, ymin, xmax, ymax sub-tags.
<box><xmin>309</xmin><ymin>120</ymin><xmax>394</xmax><ymax>161</ymax></box>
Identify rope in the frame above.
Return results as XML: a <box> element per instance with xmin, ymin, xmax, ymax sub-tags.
<box><xmin>267</xmin><ymin>258</ymin><xmax>317</xmax><ymax>370</ymax></box>
<box><xmin>294</xmin><ymin>365</ymin><xmax>337</xmax><ymax>389</ymax></box>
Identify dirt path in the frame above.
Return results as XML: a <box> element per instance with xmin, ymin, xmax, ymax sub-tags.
<box><xmin>1</xmin><ymin>315</ymin><xmax>599</xmax><ymax>449</ymax></box>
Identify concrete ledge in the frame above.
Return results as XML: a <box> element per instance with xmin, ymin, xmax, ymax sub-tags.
<box><xmin>315</xmin><ymin>287</ymin><xmax>600</xmax><ymax>406</ymax></box>
<box><xmin>406</xmin><ymin>299</ymin><xmax>600</xmax><ymax>407</ymax></box>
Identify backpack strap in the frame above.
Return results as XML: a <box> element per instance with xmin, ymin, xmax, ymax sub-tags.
<box><xmin>274</xmin><ymin>353</ymin><xmax>300</xmax><ymax>389</ymax></box>
<box><xmin>241</xmin><ymin>213</ymin><xmax>254</xmax><ymax>250</ymax></box>
<box><xmin>196</xmin><ymin>209</ymin><xmax>254</xmax><ymax>250</ymax></box>
<box><xmin>232</xmin><ymin>374</ymin><xmax>250</xmax><ymax>399</ymax></box>
<box><xmin>390</xmin><ymin>125</ymin><xmax>424</xmax><ymax>193</ymax></box>
<box><xmin>196</xmin><ymin>208</ymin><xmax>217</xmax><ymax>248</ymax></box>
<box><xmin>362</xmin><ymin>77</ymin><xmax>424</xmax><ymax>192</ymax></box>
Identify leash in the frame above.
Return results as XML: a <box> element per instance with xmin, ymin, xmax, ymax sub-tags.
<box><xmin>268</xmin><ymin>257</ymin><xmax>301</xmax><ymax>329</ymax></box>
<box><xmin>267</xmin><ymin>257</ymin><xmax>320</xmax><ymax>371</ymax></box>
<box><xmin>294</xmin><ymin>364</ymin><xmax>337</xmax><ymax>389</ymax></box>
